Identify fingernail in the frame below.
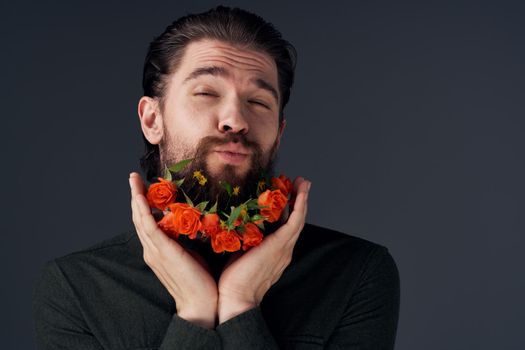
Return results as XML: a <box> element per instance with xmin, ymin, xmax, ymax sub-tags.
<box><xmin>307</xmin><ymin>181</ymin><xmax>312</xmax><ymax>192</ymax></box>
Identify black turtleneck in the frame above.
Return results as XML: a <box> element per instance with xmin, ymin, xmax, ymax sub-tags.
<box><xmin>33</xmin><ymin>223</ymin><xmax>400</xmax><ymax>349</ymax></box>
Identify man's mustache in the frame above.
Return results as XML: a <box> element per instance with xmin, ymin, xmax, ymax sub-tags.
<box><xmin>196</xmin><ymin>134</ymin><xmax>261</xmax><ymax>156</ymax></box>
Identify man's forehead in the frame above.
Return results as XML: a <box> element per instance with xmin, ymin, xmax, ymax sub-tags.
<box><xmin>179</xmin><ymin>39</ymin><xmax>278</xmax><ymax>84</ymax></box>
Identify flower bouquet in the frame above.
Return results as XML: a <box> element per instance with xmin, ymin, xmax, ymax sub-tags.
<box><xmin>146</xmin><ymin>158</ymin><xmax>293</xmax><ymax>254</ymax></box>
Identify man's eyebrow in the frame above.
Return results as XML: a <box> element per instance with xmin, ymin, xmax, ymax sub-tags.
<box><xmin>182</xmin><ymin>65</ymin><xmax>279</xmax><ymax>104</ymax></box>
<box><xmin>183</xmin><ymin>66</ymin><xmax>229</xmax><ymax>84</ymax></box>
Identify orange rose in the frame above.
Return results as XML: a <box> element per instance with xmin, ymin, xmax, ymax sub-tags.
<box><xmin>233</xmin><ymin>217</ymin><xmax>243</xmax><ymax>227</ymax></box>
<box><xmin>271</xmin><ymin>175</ymin><xmax>293</xmax><ymax>197</ymax></box>
<box><xmin>211</xmin><ymin>229</ymin><xmax>241</xmax><ymax>253</ymax></box>
<box><xmin>146</xmin><ymin>177</ymin><xmax>177</xmax><ymax>211</ymax></box>
<box><xmin>162</xmin><ymin>202</ymin><xmax>202</xmax><ymax>239</ymax></box>
<box><xmin>257</xmin><ymin>189</ymin><xmax>288</xmax><ymax>223</ymax></box>
<box><xmin>200</xmin><ymin>213</ymin><xmax>220</xmax><ymax>238</ymax></box>
<box><xmin>241</xmin><ymin>223</ymin><xmax>263</xmax><ymax>251</ymax></box>
<box><xmin>158</xmin><ymin>211</ymin><xmax>179</xmax><ymax>239</ymax></box>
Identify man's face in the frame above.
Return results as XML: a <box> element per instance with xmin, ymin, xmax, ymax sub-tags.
<box><xmin>156</xmin><ymin>39</ymin><xmax>285</xmax><ymax>194</ymax></box>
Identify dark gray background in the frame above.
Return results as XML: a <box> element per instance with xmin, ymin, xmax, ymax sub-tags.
<box><xmin>2</xmin><ymin>0</ymin><xmax>524</xmax><ymax>349</ymax></box>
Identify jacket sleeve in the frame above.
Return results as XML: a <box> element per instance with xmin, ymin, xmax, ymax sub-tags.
<box><xmin>159</xmin><ymin>313</ymin><xmax>221</xmax><ymax>349</ymax></box>
<box><xmin>325</xmin><ymin>246</ymin><xmax>401</xmax><ymax>349</ymax></box>
<box><xmin>216</xmin><ymin>305</ymin><xmax>279</xmax><ymax>349</ymax></box>
<box><xmin>32</xmin><ymin>260</ymin><xmax>221</xmax><ymax>350</ymax></box>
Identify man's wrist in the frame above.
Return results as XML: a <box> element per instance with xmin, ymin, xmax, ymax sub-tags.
<box><xmin>177</xmin><ymin>306</ymin><xmax>217</xmax><ymax>329</ymax></box>
<box><xmin>217</xmin><ymin>296</ymin><xmax>257</xmax><ymax>324</ymax></box>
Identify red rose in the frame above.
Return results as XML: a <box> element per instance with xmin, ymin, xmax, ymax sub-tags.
<box><xmin>200</xmin><ymin>213</ymin><xmax>220</xmax><ymax>238</ymax></box>
<box><xmin>271</xmin><ymin>175</ymin><xmax>293</xmax><ymax>197</ymax></box>
<box><xmin>211</xmin><ymin>229</ymin><xmax>241</xmax><ymax>253</ymax></box>
<box><xmin>158</xmin><ymin>211</ymin><xmax>178</xmax><ymax>238</ymax></box>
<box><xmin>146</xmin><ymin>177</ymin><xmax>177</xmax><ymax>211</ymax></box>
<box><xmin>160</xmin><ymin>203</ymin><xmax>202</xmax><ymax>239</ymax></box>
<box><xmin>241</xmin><ymin>223</ymin><xmax>263</xmax><ymax>251</ymax></box>
<box><xmin>257</xmin><ymin>189</ymin><xmax>288</xmax><ymax>223</ymax></box>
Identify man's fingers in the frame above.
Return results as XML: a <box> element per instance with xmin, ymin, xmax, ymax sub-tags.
<box><xmin>129</xmin><ymin>172</ymin><xmax>146</xmax><ymax>197</ymax></box>
<box><xmin>129</xmin><ymin>172</ymin><xmax>169</xmax><ymax>252</ymax></box>
<box><xmin>283</xmin><ymin>179</ymin><xmax>310</xmax><ymax>244</ymax></box>
<box><xmin>134</xmin><ymin>192</ymin><xmax>172</xmax><ymax>248</ymax></box>
<box><xmin>271</xmin><ymin>177</ymin><xmax>310</xmax><ymax>247</ymax></box>
<box><xmin>288</xmin><ymin>176</ymin><xmax>303</xmax><ymax>210</ymax></box>
<box><xmin>289</xmin><ymin>178</ymin><xmax>309</xmax><ymax>224</ymax></box>
<box><xmin>130</xmin><ymin>186</ymin><xmax>158</xmax><ymax>258</ymax></box>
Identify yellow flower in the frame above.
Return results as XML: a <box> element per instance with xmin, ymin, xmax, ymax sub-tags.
<box><xmin>233</xmin><ymin>186</ymin><xmax>240</xmax><ymax>196</ymax></box>
<box><xmin>257</xmin><ymin>180</ymin><xmax>266</xmax><ymax>192</ymax></box>
<box><xmin>193</xmin><ymin>170</ymin><xmax>207</xmax><ymax>186</ymax></box>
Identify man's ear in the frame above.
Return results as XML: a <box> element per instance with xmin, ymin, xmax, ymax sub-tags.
<box><xmin>137</xmin><ymin>96</ymin><xmax>164</xmax><ymax>145</ymax></box>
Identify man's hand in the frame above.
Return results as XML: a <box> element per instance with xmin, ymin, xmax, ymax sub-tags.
<box><xmin>129</xmin><ymin>172</ymin><xmax>218</xmax><ymax>329</ymax></box>
<box><xmin>217</xmin><ymin>177</ymin><xmax>311</xmax><ymax>324</ymax></box>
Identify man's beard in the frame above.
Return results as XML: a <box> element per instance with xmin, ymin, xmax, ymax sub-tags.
<box><xmin>158</xmin><ymin>132</ymin><xmax>279</xmax><ymax>209</ymax></box>
<box><xmin>156</xmin><ymin>132</ymin><xmax>281</xmax><ymax>269</ymax></box>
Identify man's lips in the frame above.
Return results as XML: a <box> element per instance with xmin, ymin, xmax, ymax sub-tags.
<box><xmin>213</xmin><ymin>144</ymin><xmax>251</xmax><ymax>165</ymax></box>
<box><xmin>214</xmin><ymin>151</ymin><xmax>250</xmax><ymax>165</ymax></box>
<box><xmin>213</xmin><ymin>143</ymin><xmax>251</xmax><ymax>155</ymax></box>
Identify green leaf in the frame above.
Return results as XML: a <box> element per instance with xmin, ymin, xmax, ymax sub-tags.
<box><xmin>181</xmin><ymin>189</ymin><xmax>194</xmax><ymax>207</ymax></box>
<box><xmin>195</xmin><ymin>201</ymin><xmax>209</xmax><ymax>212</ymax></box>
<box><xmin>246</xmin><ymin>198</ymin><xmax>261</xmax><ymax>210</ymax></box>
<box><xmin>226</xmin><ymin>205</ymin><xmax>242</xmax><ymax>227</ymax></box>
<box><xmin>256</xmin><ymin>221</ymin><xmax>265</xmax><ymax>230</ymax></box>
<box><xmin>163</xmin><ymin>165</ymin><xmax>172</xmax><ymax>181</ymax></box>
<box><xmin>168</xmin><ymin>158</ymin><xmax>194</xmax><ymax>173</ymax></box>
<box><xmin>174</xmin><ymin>178</ymin><xmax>184</xmax><ymax>187</ymax></box>
<box><xmin>220</xmin><ymin>181</ymin><xmax>233</xmax><ymax>196</ymax></box>
<box><xmin>208</xmin><ymin>200</ymin><xmax>218</xmax><ymax>214</ymax></box>
<box><xmin>250</xmin><ymin>214</ymin><xmax>264</xmax><ymax>222</ymax></box>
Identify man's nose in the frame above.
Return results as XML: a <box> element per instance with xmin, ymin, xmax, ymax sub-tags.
<box><xmin>218</xmin><ymin>98</ymin><xmax>249</xmax><ymax>134</ymax></box>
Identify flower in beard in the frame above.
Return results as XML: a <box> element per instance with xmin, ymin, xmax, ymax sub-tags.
<box><xmin>159</xmin><ymin>202</ymin><xmax>202</xmax><ymax>239</ymax></box>
<box><xmin>193</xmin><ymin>170</ymin><xmax>208</xmax><ymax>186</ymax></box>
<box><xmin>161</xmin><ymin>132</ymin><xmax>277</xmax><ymax>206</ymax></box>
<box><xmin>211</xmin><ymin>229</ymin><xmax>242</xmax><ymax>253</ymax></box>
<box><xmin>271</xmin><ymin>175</ymin><xmax>293</xmax><ymax>197</ymax></box>
<box><xmin>146</xmin><ymin>132</ymin><xmax>291</xmax><ymax>254</ymax></box>
<box><xmin>258</xmin><ymin>189</ymin><xmax>288</xmax><ymax>223</ymax></box>
<box><xmin>200</xmin><ymin>213</ymin><xmax>221</xmax><ymax>238</ymax></box>
<box><xmin>240</xmin><ymin>223</ymin><xmax>264</xmax><ymax>251</ymax></box>
<box><xmin>146</xmin><ymin>177</ymin><xmax>177</xmax><ymax>211</ymax></box>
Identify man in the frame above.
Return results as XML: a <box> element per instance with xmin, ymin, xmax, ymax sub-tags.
<box><xmin>33</xmin><ymin>6</ymin><xmax>400</xmax><ymax>349</ymax></box>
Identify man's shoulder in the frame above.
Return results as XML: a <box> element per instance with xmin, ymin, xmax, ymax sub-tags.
<box><xmin>299</xmin><ymin>222</ymin><xmax>389</xmax><ymax>256</ymax></box>
<box><xmin>295</xmin><ymin>222</ymin><xmax>397</xmax><ymax>279</ymax></box>
<box><xmin>48</xmin><ymin>229</ymin><xmax>142</xmax><ymax>277</ymax></box>
<box><xmin>267</xmin><ymin>222</ymin><xmax>398</xmax><ymax>319</ymax></box>
<box><xmin>34</xmin><ymin>230</ymin><xmax>143</xmax><ymax>303</ymax></box>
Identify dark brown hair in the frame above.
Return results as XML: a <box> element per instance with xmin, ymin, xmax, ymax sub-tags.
<box><xmin>140</xmin><ymin>5</ymin><xmax>297</xmax><ymax>182</ymax></box>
